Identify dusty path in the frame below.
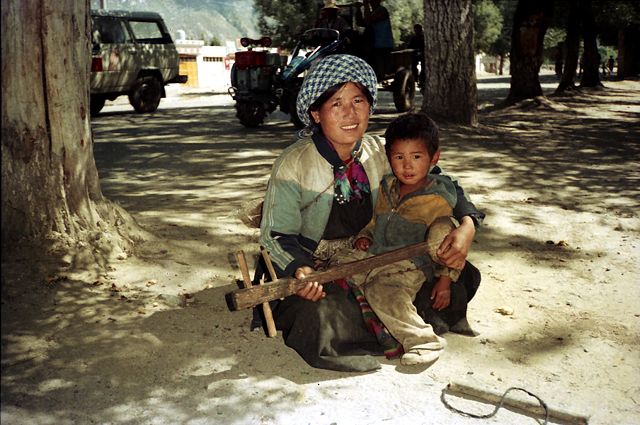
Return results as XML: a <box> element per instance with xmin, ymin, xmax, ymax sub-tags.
<box><xmin>2</xmin><ymin>74</ymin><xmax>639</xmax><ymax>424</ymax></box>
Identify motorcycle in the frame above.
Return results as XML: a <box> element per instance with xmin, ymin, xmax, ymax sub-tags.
<box><xmin>228</xmin><ymin>28</ymin><xmax>345</xmax><ymax>128</ymax></box>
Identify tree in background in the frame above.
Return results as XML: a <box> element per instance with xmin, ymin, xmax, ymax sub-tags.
<box><xmin>2</xmin><ymin>1</ymin><xmax>139</xmax><ymax>271</ymax></box>
<box><xmin>579</xmin><ymin>0</ymin><xmax>602</xmax><ymax>87</ymax></box>
<box><xmin>505</xmin><ymin>0</ymin><xmax>554</xmax><ymax>103</ymax></box>
<box><xmin>473</xmin><ymin>0</ymin><xmax>503</xmax><ymax>54</ymax></box>
<box><xmin>593</xmin><ymin>0</ymin><xmax>640</xmax><ymax>79</ymax></box>
<box><xmin>486</xmin><ymin>0</ymin><xmax>517</xmax><ymax>75</ymax></box>
<box><xmin>556</xmin><ymin>0</ymin><xmax>580</xmax><ymax>92</ymax></box>
<box><xmin>422</xmin><ymin>0</ymin><xmax>477</xmax><ymax>125</ymax></box>
<box><xmin>254</xmin><ymin>0</ymin><xmax>318</xmax><ymax>48</ymax></box>
<box><xmin>254</xmin><ymin>0</ymin><xmax>424</xmax><ymax>50</ymax></box>
<box><xmin>387</xmin><ymin>0</ymin><xmax>424</xmax><ymax>45</ymax></box>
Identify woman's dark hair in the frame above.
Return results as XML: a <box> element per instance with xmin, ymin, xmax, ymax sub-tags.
<box><xmin>307</xmin><ymin>81</ymin><xmax>373</xmax><ymax>125</ymax></box>
<box><xmin>384</xmin><ymin>112</ymin><xmax>439</xmax><ymax>157</ymax></box>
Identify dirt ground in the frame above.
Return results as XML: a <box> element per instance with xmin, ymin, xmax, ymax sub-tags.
<box><xmin>2</xmin><ymin>73</ymin><xmax>639</xmax><ymax>425</ymax></box>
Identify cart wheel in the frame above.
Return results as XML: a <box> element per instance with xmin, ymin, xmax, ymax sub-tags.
<box><xmin>236</xmin><ymin>101</ymin><xmax>266</xmax><ymax>127</ymax></box>
<box><xmin>288</xmin><ymin>89</ymin><xmax>305</xmax><ymax>129</ymax></box>
<box><xmin>393</xmin><ymin>68</ymin><xmax>416</xmax><ymax>112</ymax></box>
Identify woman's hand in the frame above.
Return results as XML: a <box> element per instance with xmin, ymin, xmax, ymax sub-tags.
<box><xmin>431</xmin><ymin>276</ymin><xmax>452</xmax><ymax>311</ymax></box>
<box><xmin>436</xmin><ymin>216</ymin><xmax>475</xmax><ymax>270</ymax></box>
<box><xmin>354</xmin><ymin>237</ymin><xmax>371</xmax><ymax>251</ymax></box>
<box><xmin>295</xmin><ymin>266</ymin><xmax>326</xmax><ymax>302</ymax></box>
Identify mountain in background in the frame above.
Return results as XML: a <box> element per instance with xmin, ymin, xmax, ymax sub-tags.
<box><xmin>91</xmin><ymin>0</ymin><xmax>259</xmax><ymax>44</ymax></box>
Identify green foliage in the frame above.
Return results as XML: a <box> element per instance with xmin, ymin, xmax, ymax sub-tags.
<box><xmin>486</xmin><ymin>0</ymin><xmax>516</xmax><ymax>57</ymax></box>
<box><xmin>254</xmin><ymin>0</ymin><xmax>319</xmax><ymax>48</ymax></box>
<box><xmin>473</xmin><ymin>0</ymin><xmax>503</xmax><ymax>53</ymax></box>
<box><xmin>593</xmin><ymin>0</ymin><xmax>640</xmax><ymax>46</ymax></box>
<box><xmin>543</xmin><ymin>27</ymin><xmax>567</xmax><ymax>50</ymax></box>
<box><xmin>599</xmin><ymin>45</ymin><xmax>617</xmax><ymax>62</ymax></box>
<box><xmin>253</xmin><ymin>0</ymin><xmax>424</xmax><ymax>49</ymax></box>
<box><xmin>386</xmin><ymin>0</ymin><xmax>424</xmax><ymax>45</ymax></box>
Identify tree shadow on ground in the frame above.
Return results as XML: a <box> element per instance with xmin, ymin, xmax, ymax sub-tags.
<box><xmin>1</xmin><ymin>272</ymin><xmax>363</xmax><ymax>423</ymax></box>
<box><xmin>2</xmin><ymin>75</ymin><xmax>638</xmax><ymax>424</ymax></box>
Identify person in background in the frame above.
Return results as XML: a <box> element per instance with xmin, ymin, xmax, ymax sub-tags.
<box><xmin>607</xmin><ymin>55</ymin><xmax>615</xmax><ymax>77</ymax></box>
<box><xmin>315</xmin><ymin>0</ymin><xmax>352</xmax><ymax>40</ymax></box>
<box><xmin>357</xmin><ymin>0</ymin><xmax>394</xmax><ymax>80</ymax></box>
<box><xmin>408</xmin><ymin>23</ymin><xmax>425</xmax><ymax>88</ymax></box>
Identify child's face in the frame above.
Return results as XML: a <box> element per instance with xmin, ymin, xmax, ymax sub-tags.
<box><xmin>388</xmin><ymin>138</ymin><xmax>439</xmax><ymax>190</ymax></box>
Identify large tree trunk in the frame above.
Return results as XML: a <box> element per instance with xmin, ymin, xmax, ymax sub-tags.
<box><xmin>421</xmin><ymin>0</ymin><xmax>477</xmax><ymax>126</ymax></box>
<box><xmin>505</xmin><ymin>0</ymin><xmax>553</xmax><ymax>104</ymax></box>
<box><xmin>617</xmin><ymin>24</ymin><xmax>640</xmax><ymax>79</ymax></box>
<box><xmin>1</xmin><ymin>0</ymin><xmax>140</xmax><ymax>269</ymax></box>
<box><xmin>578</xmin><ymin>0</ymin><xmax>601</xmax><ymax>88</ymax></box>
<box><xmin>556</xmin><ymin>0</ymin><xmax>580</xmax><ymax>93</ymax></box>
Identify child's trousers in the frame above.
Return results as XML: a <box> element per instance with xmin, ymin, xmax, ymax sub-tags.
<box><xmin>333</xmin><ymin>250</ymin><xmax>444</xmax><ymax>351</ymax></box>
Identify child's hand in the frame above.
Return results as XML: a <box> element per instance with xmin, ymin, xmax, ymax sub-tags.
<box><xmin>430</xmin><ymin>276</ymin><xmax>452</xmax><ymax>310</ymax></box>
<box><xmin>354</xmin><ymin>237</ymin><xmax>371</xmax><ymax>251</ymax></box>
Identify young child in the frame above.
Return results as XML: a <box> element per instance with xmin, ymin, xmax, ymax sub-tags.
<box><xmin>334</xmin><ymin>112</ymin><xmax>461</xmax><ymax>366</ymax></box>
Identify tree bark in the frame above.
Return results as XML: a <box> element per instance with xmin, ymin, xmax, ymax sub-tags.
<box><xmin>422</xmin><ymin>0</ymin><xmax>477</xmax><ymax>126</ymax></box>
<box><xmin>505</xmin><ymin>0</ymin><xmax>553</xmax><ymax>104</ymax></box>
<box><xmin>617</xmin><ymin>24</ymin><xmax>640</xmax><ymax>79</ymax></box>
<box><xmin>578</xmin><ymin>0</ymin><xmax>602</xmax><ymax>88</ymax></box>
<box><xmin>556</xmin><ymin>0</ymin><xmax>580</xmax><ymax>93</ymax></box>
<box><xmin>1</xmin><ymin>0</ymin><xmax>140</xmax><ymax>269</ymax></box>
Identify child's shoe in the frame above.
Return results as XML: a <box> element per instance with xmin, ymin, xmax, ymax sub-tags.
<box><xmin>401</xmin><ymin>341</ymin><xmax>445</xmax><ymax>366</ymax></box>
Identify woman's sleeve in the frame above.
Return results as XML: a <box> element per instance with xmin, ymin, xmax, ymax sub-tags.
<box><xmin>259</xmin><ymin>160</ymin><xmax>315</xmax><ymax>277</ymax></box>
<box><xmin>431</xmin><ymin>166</ymin><xmax>485</xmax><ymax>227</ymax></box>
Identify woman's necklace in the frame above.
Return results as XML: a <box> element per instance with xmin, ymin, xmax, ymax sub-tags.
<box><xmin>333</xmin><ymin>143</ymin><xmax>369</xmax><ymax>204</ymax></box>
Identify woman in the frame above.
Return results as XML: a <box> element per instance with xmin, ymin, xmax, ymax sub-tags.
<box><xmin>256</xmin><ymin>54</ymin><xmax>484</xmax><ymax>372</ymax></box>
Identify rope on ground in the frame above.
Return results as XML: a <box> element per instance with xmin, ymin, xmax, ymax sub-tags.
<box><xmin>441</xmin><ymin>385</ymin><xmax>549</xmax><ymax>424</ymax></box>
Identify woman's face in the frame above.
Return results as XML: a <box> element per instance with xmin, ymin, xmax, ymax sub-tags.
<box><xmin>310</xmin><ymin>82</ymin><xmax>370</xmax><ymax>152</ymax></box>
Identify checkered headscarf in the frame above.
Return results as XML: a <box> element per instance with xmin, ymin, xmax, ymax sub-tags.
<box><xmin>296</xmin><ymin>54</ymin><xmax>378</xmax><ymax>127</ymax></box>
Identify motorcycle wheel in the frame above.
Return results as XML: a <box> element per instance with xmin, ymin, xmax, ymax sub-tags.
<box><xmin>236</xmin><ymin>101</ymin><xmax>266</xmax><ymax>128</ymax></box>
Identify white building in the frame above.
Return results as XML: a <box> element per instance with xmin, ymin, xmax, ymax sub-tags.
<box><xmin>174</xmin><ymin>34</ymin><xmax>236</xmax><ymax>92</ymax></box>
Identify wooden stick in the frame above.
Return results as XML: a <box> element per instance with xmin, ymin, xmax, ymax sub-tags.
<box><xmin>235</xmin><ymin>251</ymin><xmax>253</xmax><ymax>288</ymax></box>
<box><xmin>234</xmin><ymin>250</ymin><xmax>278</xmax><ymax>337</ymax></box>
<box><xmin>226</xmin><ymin>241</ymin><xmax>434</xmax><ymax>311</ymax></box>
<box><xmin>259</xmin><ymin>248</ymin><xmax>278</xmax><ymax>338</ymax></box>
<box><xmin>444</xmin><ymin>381</ymin><xmax>590</xmax><ymax>425</ymax></box>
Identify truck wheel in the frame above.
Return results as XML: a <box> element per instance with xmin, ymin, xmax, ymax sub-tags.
<box><xmin>393</xmin><ymin>68</ymin><xmax>416</xmax><ymax>112</ymax></box>
<box><xmin>90</xmin><ymin>95</ymin><xmax>106</xmax><ymax>116</ymax></box>
<box><xmin>128</xmin><ymin>75</ymin><xmax>162</xmax><ymax>113</ymax></box>
<box><xmin>236</xmin><ymin>101</ymin><xmax>266</xmax><ymax>127</ymax></box>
